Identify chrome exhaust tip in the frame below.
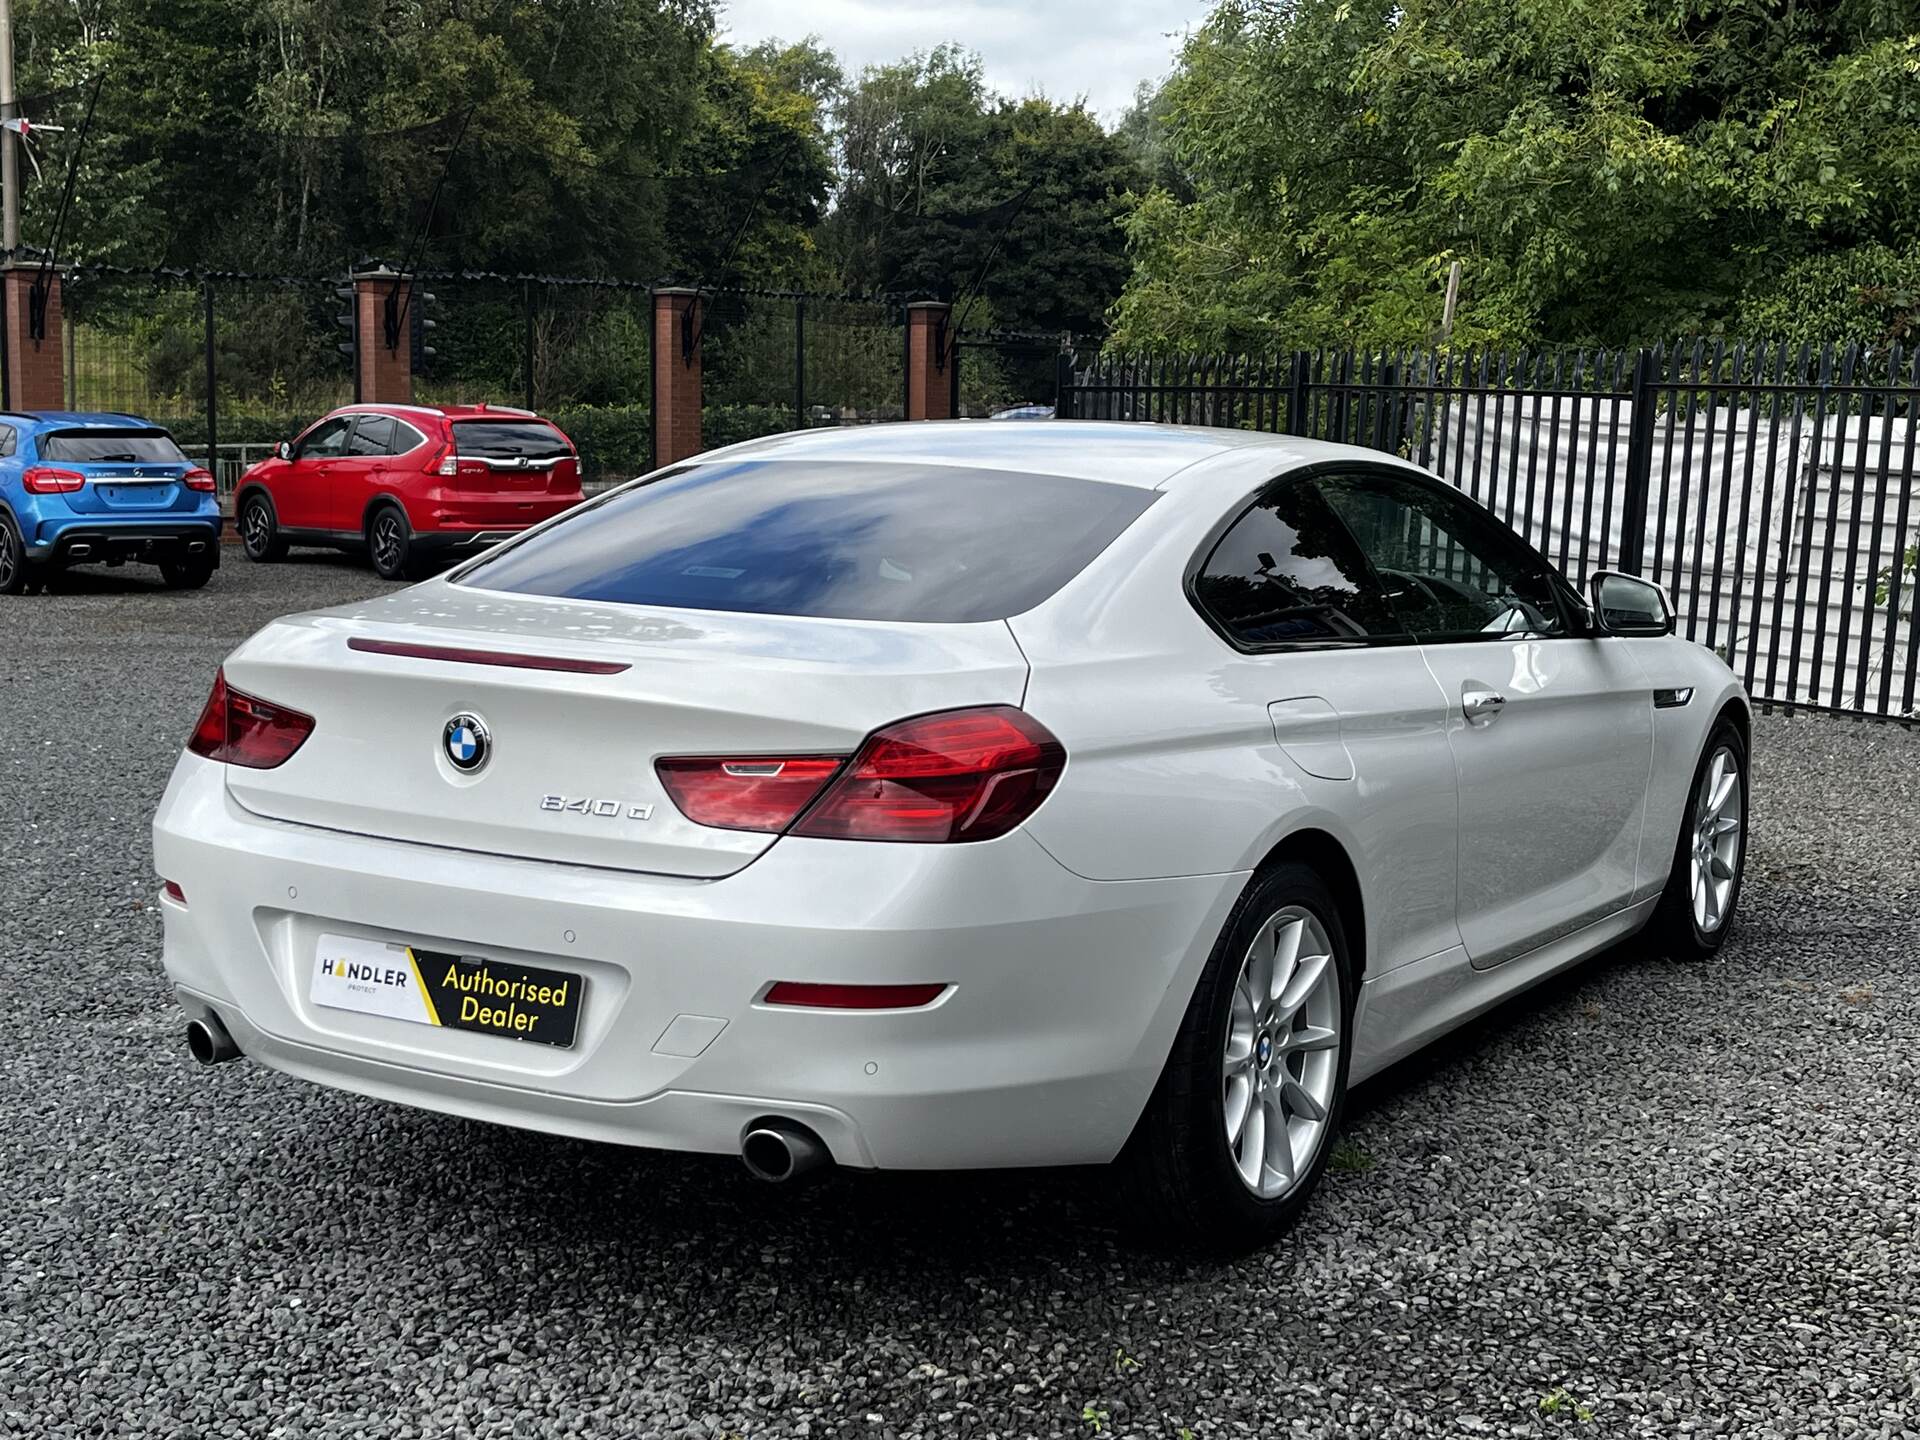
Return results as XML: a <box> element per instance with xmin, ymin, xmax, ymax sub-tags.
<box><xmin>185</xmin><ymin>1013</ymin><xmax>241</xmax><ymax>1065</ymax></box>
<box><xmin>740</xmin><ymin>1120</ymin><xmax>829</xmax><ymax>1184</ymax></box>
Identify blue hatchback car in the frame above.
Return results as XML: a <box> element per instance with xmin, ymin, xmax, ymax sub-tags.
<box><xmin>0</xmin><ymin>411</ymin><xmax>222</xmax><ymax>594</ymax></box>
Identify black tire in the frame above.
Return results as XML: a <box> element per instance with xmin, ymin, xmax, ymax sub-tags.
<box><xmin>159</xmin><ymin>556</ymin><xmax>216</xmax><ymax>590</ymax></box>
<box><xmin>366</xmin><ymin>503</ymin><xmax>420</xmax><ymax>581</ymax></box>
<box><xmin>1647</xmin><ymin>720</ymin><xmax>1748</xmax><ymax>959</ymax></box>
<box><xmin>0</xmin><ymin>514</ymin><xmax>33</xmax><ymax>596</ymax></box>
<box><xmin>1118</xmin><ymin>862</ymin><xmax>1356</xmax><ymax>1251</ymax></box>
<box><xmin>239</xmin><ymin>491</ymin><xmax>288</xmax><ymax>562</ymax></box>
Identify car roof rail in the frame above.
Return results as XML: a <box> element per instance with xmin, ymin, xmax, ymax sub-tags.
<box><xmin>342</xmin><ymin>402</ymin><xmax>447</xmax><ymax>418</ymax></box>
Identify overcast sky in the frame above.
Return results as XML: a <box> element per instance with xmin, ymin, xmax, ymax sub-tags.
<box><xmin>716</xmin><ymin>1</ymin><xmax>1205</xmax><ymax>121</ymax></box>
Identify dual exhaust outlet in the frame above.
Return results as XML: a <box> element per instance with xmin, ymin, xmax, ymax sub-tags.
<box><xmin>184</xmin><ymin>1011</ymin><xmax>830</xmax><ymax>1183</ymax></box>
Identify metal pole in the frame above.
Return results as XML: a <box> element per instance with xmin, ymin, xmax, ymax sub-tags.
<box><xmin>1285</xmin><ymin>350</ymin><xmax>1312</xmax><ymax>436</ymax></box>
<box><xmin>521</xmin><ymin>279</ymin><xmax>534</xmax><ymax>411</ymax></box>
<box><xmin>1439</xmin><ymin>260</ymin><xmax>1462</xmax><ymax>344</ymax></box>
<box><xmin>1619</xmin><ymin>347</ymin><xmax>1659</xmax><ymax>575</ymax></box>
<box><xmin>0</xmin><ymin>0</ymin><xmax>18</xmax><ymax>258</ymax></box>
<box><xmin>203</xmin><ymin>279</ymin><xmax>218</xmax><ymax>476</ymax></box>
<box><xmin>793</xmin><ymin>298</ymin><xmax>805</xmax><ymax>431</ymax></box>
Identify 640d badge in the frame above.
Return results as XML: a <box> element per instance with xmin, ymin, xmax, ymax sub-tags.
<box><xmin>540</xmin><ymin>794</ymin><xmax>655</xmax><ymax>820</ymax></box>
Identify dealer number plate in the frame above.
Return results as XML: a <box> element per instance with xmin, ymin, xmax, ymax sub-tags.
<box><xmin>310</xmin><ymin>933</ymin><xmax>584</xmax><ymax>1048</ymax></box>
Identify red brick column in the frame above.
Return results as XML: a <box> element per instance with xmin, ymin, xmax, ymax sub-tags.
<box><xmin>905</xmin><ymin>301</ymin><xmax>953</xmax><ymax>422</ymax></box>
<box><xmin>652</xmin><ymin>287</ymin><xmax>702</xmax><ymax>468</ymax></box>
<box><xmin>354</xmin><ymin>269</ymin><xmax>413</xmax><ymax>405</ymax></box>
<box><xmin>2</xmin><ymin>264</ymin><xmax>64</xmax><ymax>411</ymax></box>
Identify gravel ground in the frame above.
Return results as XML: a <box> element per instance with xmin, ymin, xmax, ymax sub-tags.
<box><xmin>1</xmin><ymin>556</ymin><xmax>1916</xmax><ymax>1440</ymax></box>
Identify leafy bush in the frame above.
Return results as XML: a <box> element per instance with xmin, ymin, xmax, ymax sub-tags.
<box><xmin>545</xmin><ymin>404</ymin><xmax>652</xmax><ymax>481</ymax></box>
<box><xmin>1737</xmin><ymin>245</ymin><xmax>1920</xmax><ymax>350</ymax></box>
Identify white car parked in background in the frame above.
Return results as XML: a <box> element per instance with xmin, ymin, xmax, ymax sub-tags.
<box><xmin>153</xmin><ymin>422</ymin><xmax>1749</xmax><ymax>1247</ymax></box>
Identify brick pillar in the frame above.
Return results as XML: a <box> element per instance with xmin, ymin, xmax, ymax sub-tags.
<box><xmin>353</xmin><ymin>269</ymin><xmax>413</xmax><ymax>405</ymax></box>
<box><xmin>2</xmin><ymin>264</ymin><xmax>64</xmax><ymax>411</ymax></box>
<box><xmin>652</xmin><ymin>287</ymin><xmax>702</xmax><ymax>467</ymax></box>
<box><xmin>904</xmin><ymin>301</ymin><xmax>953</xmax><ymax>422</ymax></box>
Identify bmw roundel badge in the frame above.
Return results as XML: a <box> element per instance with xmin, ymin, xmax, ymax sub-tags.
<box><xmin>443</xmin><ymin>713</ymin><xmax>490</xmax><ymax>773</ymax></box>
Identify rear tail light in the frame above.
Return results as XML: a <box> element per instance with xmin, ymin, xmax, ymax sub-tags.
<box><xmin>22</xmin><ymin>466</ymin><xmax>85</xmax><ymax>494</ymax></box>
<box><xmin>655</xmin><ymin>707</ymin><xmax>1066</xmax><ymax>844</ymax></box>
<box><xmin>186</xmin><ymin>669</ymin><xmax>315</xmax><ymax>769</ymax></box>
<box><xmin>183</xmin><ymin>467</ymin><xmax>217</xmax><ymax>492</ymax></box>
<box><xmin>433</xmin><ymin>445</ymin><xmax>459</xmax><ymax>477</ymax></box>
<box><xmin>796</xmin><ymin>707</ymin><xmax>1066</xmax><ymax>843</ymax></box>
<box><xmin>763</xmin><ymin>982</ymin><xmax>947</xmax><ymax>1009</ymax></box>
<box><xmin>655</xmin><ymin>755</ymin><xmax>845</xmax><ymax>833</ymax></box>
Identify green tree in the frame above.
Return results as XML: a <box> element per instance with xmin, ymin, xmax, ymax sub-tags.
<box><xmin>662</xmin><ymin>40</ymin><xmax>838</xmax><ymax>288</ymax></box>
<box><xmin>1112</xmin><ymin>0</ymin><xmax>1920</xmax><ymax>351</ymax></box>
<box><xmin>831</xmin><ymin>47</ymin><xmax>1143</xmax><ymax>339</ymax></box>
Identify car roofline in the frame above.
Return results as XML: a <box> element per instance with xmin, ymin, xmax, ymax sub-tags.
<box><xmin>686</xmin><ymin>419</ymin><xmax>1301</xmax><ymax>489</ymax></box>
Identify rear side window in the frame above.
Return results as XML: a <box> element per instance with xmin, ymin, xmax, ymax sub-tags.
<box><xmin>1194</xmin><ymin>480</ymin><xmax>1404</xmax><ymax>646</ymax></box>
<box><xmin>40</xmin><ymin>428</ymin><xmax>187</xmax><ymax>463</ymax></box>
<box><xmin>348</xmin><ymin>416</ymin><xmax>397</xmax><ymax>456</ymax></box>
<box><xmin>452</xmin><ymin>420</ymin><xmax>570</xmax><ymax>460</ymax></box>
<box><xmin>460</xmin><ymin>460</ymin><xmax>1159</xmax><ymax>623</ymax></box>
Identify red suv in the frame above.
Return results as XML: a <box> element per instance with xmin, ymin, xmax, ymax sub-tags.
<box><xmin>235</xmin><ymin>403</ymin><xmax>585</xmax><ymax>580</ymax></box>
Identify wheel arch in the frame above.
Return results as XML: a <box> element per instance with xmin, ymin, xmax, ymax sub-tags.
<box><xmin>234</xmin><ymin>482</ymin><xmax>274</xmax><ymax>515</ymax></box>
<box><xmin>362</xmin><ymin>491</ymin><xmax>412</xmax><ymax>535</ymax></box>
<box><xmin>1713</xmin><ymin>694</ymin><xmax>1750</xmax><ymax>752</ymax></box>
<box><xmin>1254</xmin><ymin>827</ymin><xmax>1367</xmax><ymax>984</ymax></box>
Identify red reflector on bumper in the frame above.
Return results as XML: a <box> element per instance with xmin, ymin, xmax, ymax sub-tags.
<box><xmin>161</xmin><ymin>881</ymin><xmax>187</xmax><ymax>905</ymax></box>
<box><xmin>762</xmin><ymin>982</ymin><xmax>946</xmax><ymax>1010</ymax></box>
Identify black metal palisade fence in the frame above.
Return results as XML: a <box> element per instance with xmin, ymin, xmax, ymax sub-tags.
<box><xmin>1063</xmin><ymin>343</ymin><xmax>1920</xmax><ymax>724</ymax></box>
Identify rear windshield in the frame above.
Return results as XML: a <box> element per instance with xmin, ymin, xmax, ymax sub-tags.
<box><xmin>451</xmin><ymin>420</ymin><xmax>570</xmax><ymax>460</ymax></box>
<box><xmin>458</xmin><ymin>459</ymin><xmax>1159</xmax><ymax>623</ymax></box>
<box><xmin>40</xmin><ymin>428</ymin><xmax>187</xmax><ymax>463</ymax></box>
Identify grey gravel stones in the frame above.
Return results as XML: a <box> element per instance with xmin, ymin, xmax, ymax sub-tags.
<box><xmin>1</xmin><ymin>559</ymin><xmax>1915</xmax><ymax>1437</ymax></box>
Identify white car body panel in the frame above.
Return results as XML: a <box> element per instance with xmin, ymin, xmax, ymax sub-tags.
<box><xmin>1417</xmin><ymin>634</ymin><xmax>1653</xmax><ymax>968</ymax></box>
<box><xmin>221</xmin><ymin>591</ymin><xmax>1027</xmax><ymax>877</ymax></box>
<box><xmin>153</xmin><ymin>422</ymin><xmax>1750</xmax><ymax>1170</ymax></box>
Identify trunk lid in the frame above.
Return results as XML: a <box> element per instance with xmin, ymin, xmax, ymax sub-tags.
<box><xmin>56</xmin><ymin>460</ymin><xmax>194</xmax><ymax>514</ymax></box>
<box><xmin>448</xmin><ymin>418</ymin><xmax>581</xmax><ymax>498</ymax></box>
<box><xmin>219</xmin><ymin>583</ymin><xmax>1028</xmax><ymax>877</ymax></box>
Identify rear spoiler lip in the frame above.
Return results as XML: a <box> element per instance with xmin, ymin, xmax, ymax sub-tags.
<box><xmin>346</xmin><ymin>636</ymin><xmax>630</xmax><ymax>675</ymax></box>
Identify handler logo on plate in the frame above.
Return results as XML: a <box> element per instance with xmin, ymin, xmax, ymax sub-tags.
<box><xmin>311</xmin><ymin>932</ymin><xmax>583</xmax><ymax>1048</ymax></box>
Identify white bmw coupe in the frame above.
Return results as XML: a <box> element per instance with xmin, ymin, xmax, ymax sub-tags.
<box><xmin>154</xmin><ymin>422</ymin><xmax>1749</xmax><ymax>1246</ymax></box>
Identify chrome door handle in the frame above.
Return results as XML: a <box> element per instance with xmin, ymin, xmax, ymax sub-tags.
<box><xmin>1462</xmin><ymin>689</ymin><xmax>1507</xmax><ymax>721</ymax></box>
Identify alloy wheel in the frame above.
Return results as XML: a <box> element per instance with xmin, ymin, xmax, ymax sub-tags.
<box><xmin>372</xmin><ymin>513</ymin><xmax>404</xmax><ymax>573</ymax></box>
<box><xmin>243</xmin><ymin>500</ymin><xmax>271</xmax><ymax>554</ymax></box>
<box><xmin>0</xmin><ymin>528</ymin><xmax>16</xmax><ymax>590</ymax></box>
<box><xmin>1690</xmin><ymin>746</ymin><xmax>1743</xmax><ymax>933</ymax></box>
<box><xmin>1222</xmin><ymin>905</ymin><xmax>1341</xmax><ymax>1199</ymax></box>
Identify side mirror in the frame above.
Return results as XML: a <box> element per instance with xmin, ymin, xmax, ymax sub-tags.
<box><xmin>1588</xmin><ymin>570</ymin><xmax>1674</xmax><ymax>637</ymax></box>
<box><xmin>275</xmin><ymin>440</ymin><xmax>293</xmax><ymax>462</ymax></box>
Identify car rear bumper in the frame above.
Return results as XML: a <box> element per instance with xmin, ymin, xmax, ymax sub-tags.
<box><xmin>28</xmin><ymin>516</ymin><xmax>223</xmax><ymax>567</ymax></box>
<box><xmin>153</xmin><ymin>753</ymin><xmax>1240</xmax><ymax>1170</ymax></box>
<box><xmin>407</xmin><ymin>527</ymin><xmax>525</xmax><ymax>554</ymax></box>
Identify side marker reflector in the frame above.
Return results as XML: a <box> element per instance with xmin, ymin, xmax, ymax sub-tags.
<box><xmin>762</xmin><ymin>982</ymin><xmax>947</xmax><ymax>1010</ymax></box>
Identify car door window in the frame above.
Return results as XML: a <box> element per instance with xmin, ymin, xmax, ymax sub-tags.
<box><xmin>296</xmin><ymin>418</ymin><xmax>352</xmax><ymax>460</ymax></box>
<box><xmin>348</xmin><ymin>416</ymin><xmax>397</xmax><ymax>456</ymax></box>
<box><xmin>1192</xmin><ymin>478</ymin><xmax>1406</xmax><ymax>647</ymax></box>
<box><xmin>1314</xmin><ymin>472</ymin><xmax>1566</xmax><ymax>640</ymax></box>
